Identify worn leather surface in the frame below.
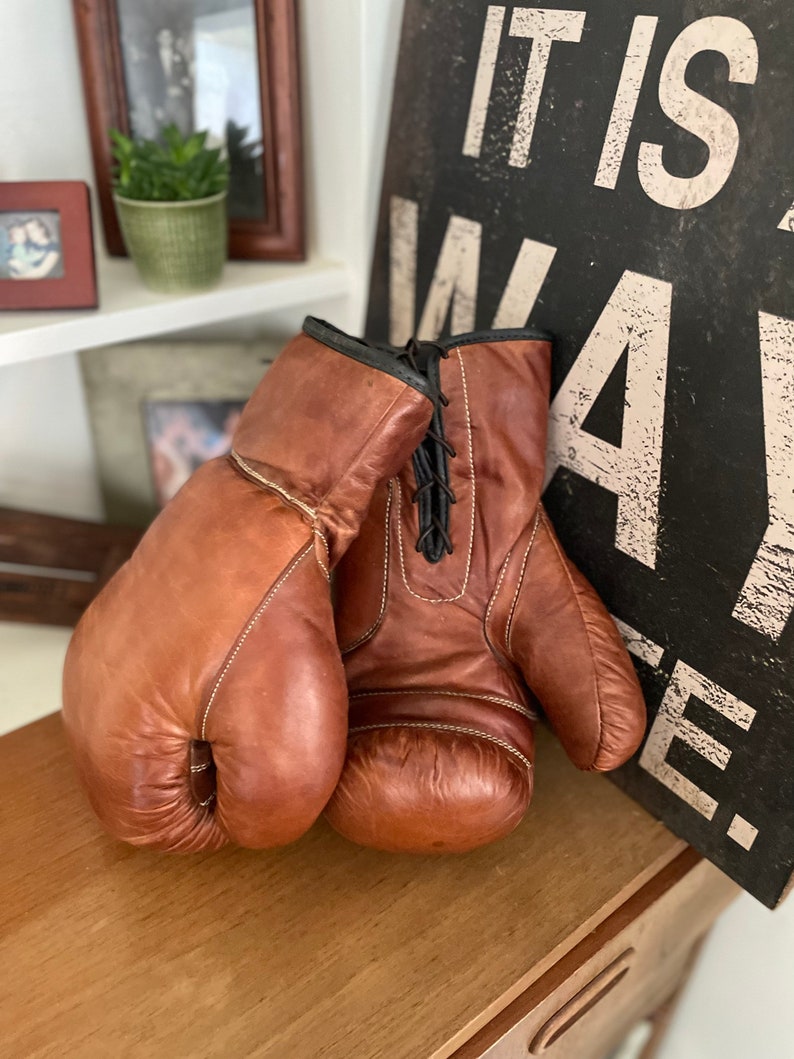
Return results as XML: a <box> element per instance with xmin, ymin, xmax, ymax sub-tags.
<box><xmin>327</xmin><ymin>335</ymin><xmax>647</xmax><ymax>853</ymax></box>
<box><xmin>62</xmin><ymin>324</ymin><xmax>433</xmax><ymax>852</ymax></box>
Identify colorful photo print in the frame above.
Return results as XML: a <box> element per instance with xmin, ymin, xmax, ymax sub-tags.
<box><xmin>0</xmin><ymin>211</ymin><xmax>64</xmax><ymax>280</ymax></box>
<box><xmin>143</xmin><ymin>399</ymin><xmax>245</xmax><ymax>507</ymax></box>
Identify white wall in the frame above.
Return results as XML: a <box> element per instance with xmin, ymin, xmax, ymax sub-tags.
<box><xmin>0</xmin><ymin>0</ymin><xmax>105</xmax><ymax>519</ymax></box>
<box><xmin>0</xmin><ymin>3</ymin><xmax>789</xmax><ymax>1057</ymax></box>
<box><xmin>657</xmin><ymin>889</ymin><xmax>794</xmax><ymax>1059</ymax></box>
<box><xmin>0</xmin><ymin>354</ymin><xmax>103</xmax><ymax>519</ymax></box>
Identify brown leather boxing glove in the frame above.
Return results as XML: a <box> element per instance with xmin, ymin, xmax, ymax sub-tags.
<box><xmin>326</xmin><ymin>328</ymin><xmax>647</xmax><ymax>853</ymax></box>
<box><xmin>62</xmin><ymin>318</ymin><xmax>433</xmax><ymax>852</ymax></box>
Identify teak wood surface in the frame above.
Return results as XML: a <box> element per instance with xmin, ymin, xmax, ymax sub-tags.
<box><xmin>452</xmin><ymin>852</ymin><xmax>736</xmax><ymax>1058</ymax></box>
<box><xmin>1</xmin><ymin>715</ymin><xmax>687</xmax><ymax>1059</ymax></box>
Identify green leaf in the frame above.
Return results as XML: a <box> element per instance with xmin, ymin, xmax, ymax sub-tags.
<box><xmin>109</xmin><ymin>123</ymin><xmax>229</xmax><ymax>201</ymax></box>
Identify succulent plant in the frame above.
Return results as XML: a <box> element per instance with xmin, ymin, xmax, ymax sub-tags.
<box><xmin>111</xmin><ymin>124</ymin><xmax>229</xmax><ymax>202</ymax></box>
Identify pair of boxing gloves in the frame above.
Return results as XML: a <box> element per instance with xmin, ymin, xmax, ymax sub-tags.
<box><xmin>62</xmin><ymin>317</ymin><xmax>646</xmax><ymax>854</ymax></box>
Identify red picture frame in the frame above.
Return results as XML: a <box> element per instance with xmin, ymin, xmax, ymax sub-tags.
<box><xmin>0</xmin><ymin>182</ymin><xmax>98</xmax><ymax>310</ymax></box>
<box><xmin>72</xmin><ymin>0</ymin><xmax>304</xmax><ymax>262</ymax></box>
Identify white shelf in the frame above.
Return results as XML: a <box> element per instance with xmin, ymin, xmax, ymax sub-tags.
<box><xmin>0</xmin><ymin>622</ymin><xmax>71</xmax><ymax>736</ymax></box>
<box><xmin>0</xmin><ymin>254</ymin><xmax>352</xmax><ymax>366</ymax></box>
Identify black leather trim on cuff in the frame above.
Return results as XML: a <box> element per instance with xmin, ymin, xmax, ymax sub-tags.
<box><xmin>302</xmin><ymin>317</ymin><xmax>434</xmax><ymax>397</ymax></box>
<box><xmin>441</xmin><ymin>326</ymin><xmax>554</xmax><ymax>349</ymax></box>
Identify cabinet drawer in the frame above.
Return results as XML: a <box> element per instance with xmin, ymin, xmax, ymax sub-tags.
<box><xmin>453</xmin><ymin>850</ymin><xmax>737</xmax><ymax>1059</ymax></box>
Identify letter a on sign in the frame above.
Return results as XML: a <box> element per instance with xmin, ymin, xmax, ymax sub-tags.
<box><xmin>545</xmin><ymin>270</ymin><xmax>671</xmax><ymax>569</ymax></box>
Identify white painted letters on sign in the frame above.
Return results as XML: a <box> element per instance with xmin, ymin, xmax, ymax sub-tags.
<box><xmin>391</xmin><ymin>196</ymin><xmax>483</xmax><ymax>345</ymax></box>
<box><xmin>507</xmin><ymin>9</ymin><xmax>587</xmax><ymax>167</ymax></box>
<box><xmin>617</xmin><ymin>620</ymin><xmax>761</xmax><ymax>850</ymax></box>
<box><xmin>733</xmin><ymin>312</ymin><xmax>794</xmax><ymax>640</ymax></box>
<box><xmin>388</xmin><ymin>196</ymin><xmax>557</xmax><ymax>342</ymax></box>
<box><xmin>416</xmin><ymin>215</ymin><xmax>482</xmax><ymax>341</ymax></box>
<box><xmin>595</xmin><ymin>16</ymin><xmax>659</xmax><ymax>190</ymax></box>
<box><xmin>639</xmin><ymin>661</ymin><xmax>756</xmax><ymax>819</ymax></box>
<box><xmin>612</xmin><ymin>616</ymin><xmax>665</xmax><ymax>667</ymax></box>
<box><xmin>389</xmin><ymin>196</ymin><xmax>419</xmax><ymax>346</ymax></box>
<box><xmin>545</xmin><ymin>270</ymin><xmax>671</xmax><ymax>568</ymax></box>
<box><xmin>463</xmin><ymin>6</ymin><xmax>506</xmax><ymax>158</ymax></box>
<box><xmin>491</xmin><ymin>238</ymin><xmax>557</xmax><ymax>328</ymax></box>
<box><xmin>777</xmin><ymin>202</ymin><xmax>794</xmax><ymax>232</ymax></box>
<box><xmin>637</xmin><ymin>17</ymin><xmax>759</xmax><ymax>210</ymax></box>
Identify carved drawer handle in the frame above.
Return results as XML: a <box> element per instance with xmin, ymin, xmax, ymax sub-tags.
<box><xmin>528</xmin><ymin>949</ymin><xmax>635</xmax><ymax>1054</ymax></box>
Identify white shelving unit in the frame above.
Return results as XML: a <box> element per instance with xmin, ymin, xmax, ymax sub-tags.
<box><xmin>0</xmin><ymin>253</ymin><xmax>352</xmax><ymax>367</ymax></box>
<box><xmin>0</xmin><ymin>0</ymin><xmax>384</xmax><ymax>714</ymax></box>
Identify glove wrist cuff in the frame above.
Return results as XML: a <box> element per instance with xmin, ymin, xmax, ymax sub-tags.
<box><xmin>231</xmin><ymin>321</ymin><xmax>434</xmax><ymax>565</ymax></box>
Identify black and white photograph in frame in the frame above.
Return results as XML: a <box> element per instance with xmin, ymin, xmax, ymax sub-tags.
<box><xmin>115</xmin><ymin>0</ymin><xmax>266</xmax><ymax>220</ymax></box>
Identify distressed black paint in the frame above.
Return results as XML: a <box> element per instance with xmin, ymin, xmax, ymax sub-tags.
<box><xmin>366</xmin><ymin>0</ymin><xmax>794</xmax><ymax>907</ymax></box>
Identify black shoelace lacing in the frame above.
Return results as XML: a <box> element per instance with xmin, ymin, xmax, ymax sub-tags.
<box><xmin>394</xmin><ymin>338</ymin><xmax>456</xmax><ymax>563</ymax></box>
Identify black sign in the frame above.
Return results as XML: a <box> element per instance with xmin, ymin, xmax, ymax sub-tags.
<box><xmin>366</xmin><ymin>0</ymin><xmax>794</xmax><ymax>907</ymax></box>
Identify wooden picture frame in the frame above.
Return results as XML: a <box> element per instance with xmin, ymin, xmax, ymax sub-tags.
<box><xmin>72</xmin><ymin>0</ymin><xmax>304</xmax><ymax>261</ymax></box>
<box><xmin>0</xmin><ymin>182</ymin><xmax>97</xmax><ymax>310</ymax></box>
<box><xmin>79</xmin><ymin>336</ymin><xmax>281</xmax><ymax>526</ymax></box>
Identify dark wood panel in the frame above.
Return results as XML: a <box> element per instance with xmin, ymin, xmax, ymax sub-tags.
<box><xmin>0</xmin><ymin>507</ymin><xmax>140</xmax><ymax>624</ymax></box>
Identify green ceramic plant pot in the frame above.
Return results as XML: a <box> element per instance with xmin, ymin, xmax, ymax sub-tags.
<box><xmin>113</xmin><ymin>190</ymin><xmax>228</xmax><ymax>294</ymax></box>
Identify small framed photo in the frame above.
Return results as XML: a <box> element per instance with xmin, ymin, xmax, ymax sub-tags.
<box><xmin>79</xmin><ymin>336</ymin><xmax>283</xmax><ymax>526</ymax></box>
<box><xmin>143</xmin><ymin>399</ymin><xmax>245</xmax><ymax>507</ymax></box>
<box><xmin>0</xmin><ymin>182</ymin><xmax>97</xmax><ymax>310</ymax></box>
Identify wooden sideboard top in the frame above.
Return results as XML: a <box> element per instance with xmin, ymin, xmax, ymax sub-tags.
<box><xmin>0</xmin><ymin>713</ymin><xmax>685</xmax><ymax>1059</ymax></box>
